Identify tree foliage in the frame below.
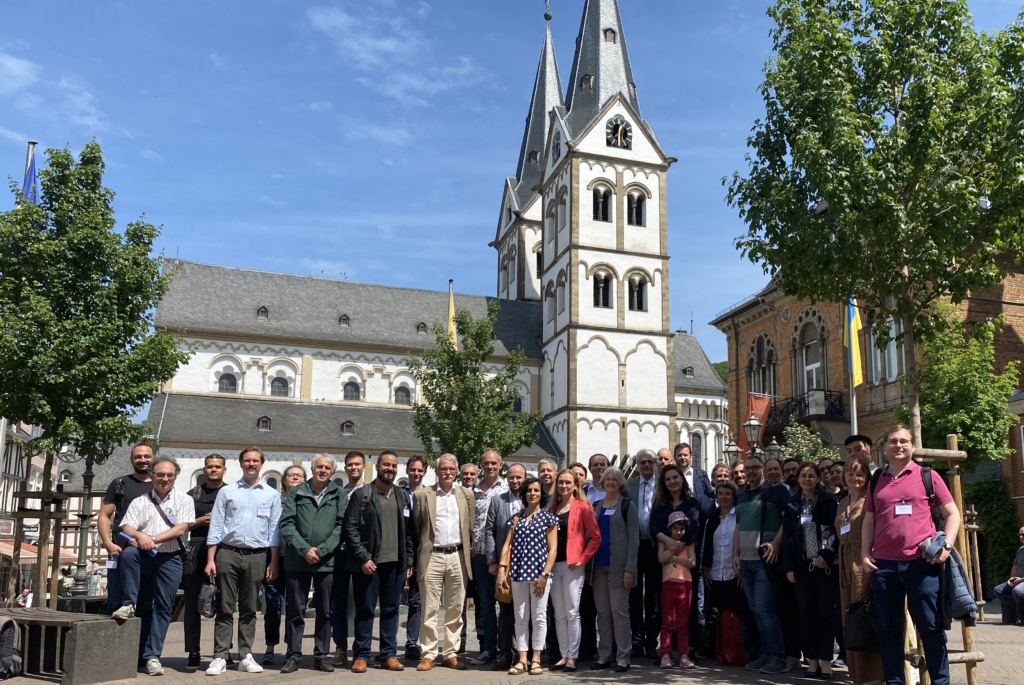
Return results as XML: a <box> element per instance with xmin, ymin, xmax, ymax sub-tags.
<box><xmin>726</xmin><ymin>0</ymin><xmax>1024</xmax><ymax>444</ymax></box>
<box><xmin>406</xmin><ymin>300</ymin><xmax>543</xmax><ymax>466</ymax></box>
<box><xmin>895</xmin><ymin>304</ymin><xmax>1019</xmax><ymax>472</ymax></box>
<box><xmin>965</xmin><ymin>480</ymin><xmax>1019</xmax><ymax>596</ymax></box>
<box><xmin>712</xmin><ymin>361</ymin><xmax>728</xmax><ymax>384</ymax></box>
<box><xmin>0</xmin><ymin>142</ymin><xmax>192</xmax><ymax>461</ymax></box>
<box><xmin>780</xmin><ymin>417</ymin><xmax>841</xmax><ymax>463</ymax></box>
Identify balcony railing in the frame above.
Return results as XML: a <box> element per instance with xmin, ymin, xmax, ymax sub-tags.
<box><xmin>766</xmin><ymin>390</ymin><xmax>845</xmax><ymax>430</ymax></box>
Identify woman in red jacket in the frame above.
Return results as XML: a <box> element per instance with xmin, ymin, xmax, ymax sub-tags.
<box><xmin>547</xmin><ymin>469</ymin><xmax>601</xmax><ymax>672</ymax></box>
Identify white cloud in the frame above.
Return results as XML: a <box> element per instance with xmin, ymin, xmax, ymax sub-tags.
<box><xmin>298</xmin><ymin>101</ymin><xmax>333</xmax><ymax>111</ymax></box>
<box><xmin>345</xmin><ymin>124</ymin><xmax>410</xmax><ymax>146</ymax></box>
<box><xmin>260</xmin><ymin>195</ymin><xmax>287</xmax><ymax>207</ymax></box>
<box><xmin>0</xmin><ymin>125</ymin><xmax>25</xmax><ymax>144</ymax></box>
<box><xmin>140</xmin><ymin>148</ymin><xmax>164</xmax><ymax>162</ymax></box>
<box><xmin>210</xmin><ymin>53</ymin><xmax>229</xmax><ymax>70</ymax></box>
<box><xmin>308</xmin><ymin>3</ymin><xmax>487</xmax><ymax>105</ymax></box>
<box><xmin>0</xmin><ymin>52</ymin><xmax>41</xmax><ymax>94</ymax></box>
<box><xmin>58</xmin><ymin>80</ymin><xmax>106</xmax><ymax>130</ymax></box>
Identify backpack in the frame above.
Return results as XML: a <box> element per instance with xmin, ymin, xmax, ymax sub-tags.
<box><xmin>716</xmin><ymin>609</ymin><xmax>746</xmax><ymax>667</ymax></box>
<box><xmin>870</xmin><ymin>464</ymin><xmax>944</xmax><ymax>531</ymax></box>
<box><xmin>0</xmin><ymin>616</ymin><xmax>23</xmax><ymax>679</ymax></box>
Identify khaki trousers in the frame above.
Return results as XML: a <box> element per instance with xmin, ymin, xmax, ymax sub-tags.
<box><xmin>419</xmin><ymin>549</ymin><xmax>468</xmax><ymax>661</ymax></box>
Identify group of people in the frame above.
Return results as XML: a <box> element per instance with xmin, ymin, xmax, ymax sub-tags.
<box><xmin>93</xmin><ymin>423</ymin><xmax>962</xmax><ymax>685</ymax></box>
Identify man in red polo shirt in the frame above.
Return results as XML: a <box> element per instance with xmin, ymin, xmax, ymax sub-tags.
<box><xmin>861</xmin><ymin>424</ymin><xmax>961</xmax><ymax>685</ymax></box>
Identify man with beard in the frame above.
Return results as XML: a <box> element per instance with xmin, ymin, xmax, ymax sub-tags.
<box><xmin>98</xmin><ymin>442</ymin><xmax>155</xmax><ymax>615</ymax></box>
<box><xmin>485</xmin><ymin>464</ymin><xmax>526</xmax><ymax>671</ymax></box>
<box><xmin>402</xmin><ymin>456</ymin><xmax>428</xmax><ymax>662</ymax></box>
<box><xmin>345</xmin><ymin>451</ymin><xmax>415</xmax><ymax>673</ymax></box>
<box><xmin>332</xmin><ymin>451</ymin><xmax>367</xmax><ymax>666</ymax></box>
<box><xmin>782</xmin><ymin>459</ymin><xmax>801</xmax><ymax>495</ymax></box>
<box><xmin>205</xmin><ymin>447</ymin><xmax>283</xmax><ymax>676</ymax></box>
<box><xmin>777</xmin><ymin>457</ymin><xmax>803</xmax><ymax>669</ymax></box>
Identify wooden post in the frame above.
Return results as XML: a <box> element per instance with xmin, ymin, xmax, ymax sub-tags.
<box><xmin>4</xmin><ymin>519</ymin><xmax>23</xmax><ymax>607</ymax></box>
<box><xmin>47</xmin><ymin>495</ymin><xmax>64</xmax><ymax>610</ymax></box>
<box><xmin>946</xmin><ymin>434</ymin><xmax>979</xmax><ymax>685</ymax></box>
<box><xmin>33</xmin><ymin>450</ymin><xmax>55</xmax><ymax>604</ymax></box>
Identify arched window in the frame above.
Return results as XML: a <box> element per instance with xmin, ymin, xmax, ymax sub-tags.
<box><xmin>257</xmin><ymin>416</ymin><xmax>271</xmax><ymax>431</ymax></box>
<box><xmin>507</xmin><ymin>256</ymin><xmax>515</xmax><ymax>285</ymax></box>
<box><xmin>557</xmin><ymin>195</ymin><xmax>567</xmax><ymax>230</ymax></box>
<box><xmin>341</xmin><ymin>421</ymin><xmax>355</xmax><ymax>435</ymax></box>
<box><xmin>545</xmin><ymin>285</ymin><xmax>555</xmax><ymax>322</ymax></box>
<box><xmin>513</xmin><ymin>395</ymin><xmax>523</xmax><ymax>413</ymax></box>
<box><xmin>557</xmin><ymin>280</ymin><xmax>566</xmax><ymax>313</ymax></box>
<box><xmin>343</xmin><ymin>382</ymin><xmax>361</xmax><ymax>401</ymax></box>
<box><xmin>270</xmin><ymin>377</ymin><xmax>289</xmax><ymax>397</ymax></box>
<box><xmin>592</xmin><ymin>188</ymin><xmax>611</xmax><ymax>222</ymax></box>
<box><xmin>528</xmin><ymin>150</ymin><xmax>539</xmax><ymax>164</ymax></box>
<box><xmin>581</xmin><ymin>74</ymin><xmax>593</xmax><ymax>90</ymax></box>
<box><xmin>265</xmin><ymin>475</ymin><xmax>278</xmax><ymax>491</ymax></box>
<box><xmin>604</xmin><ymin>28</ymin><xmax>617</xmax><ymax>43</ymax></box>
<box><xmin>593</xmin><ymin>273</ymin><xmax>612</xmax><ymax>308</ymax></box>
<box><xmin>627</xmin><ymin>194</ymin><xmax>645</xmax><ymax>226</ymax></box>
<box><xmin>416</xmin><ymin>322</ymin><xmax>428</xmax><ymax>334</ymax></box>
<box><xmin>339</xmin><ymin>314</ymin><xmax>350</xmax><ymax>326</ymax></box>
<box><xmin>692</xmin><ymin>432</ymin><xmax>703</xmax><ymax>468</ymax></box>
<box><xmin>395</xmin><ymin>386</ymin><xmax>411</xmax><ymax>405</ymax></box>
<box><xmin>747</xmin><ymin>334</ymin><xmax>777</xmax><ymax>396</ymax></box>
<box><xmin>218</xmin><ymin>374</ymin><xmax>237</xmax><ymax>393</ymax></box>
<box><xmin>257</xmin><ymin>306</ymin><xmax>269</xmax><ymax>319</ymax></box>
<box><xmin>536</xmin><ymin>252</ymin><xmax>543</xmax><ymax>278</ymax></box>
<box><xmin>800</xmin><ymin>321</ymin><xmax>823</xmax><ymax>392</ymax></box>
<box><xmin>628</xmin><ymin>277</ymin><xmax>646</xmax><ymax>311</ymax></box>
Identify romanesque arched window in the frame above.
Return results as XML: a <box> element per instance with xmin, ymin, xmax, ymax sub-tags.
<box><xmin>270</xmin><ymin>377</ymin><xmax>289</xmax><ymax>397</ymax></box>
<box><xmin>627</xmin><ymin>193</ymin><xmax>644</xmax><ymax>226</ymax></box>
<box><xmin>593</xmin><ymin>273</ymin><xmax>612</xmax><ymax>308</ymax></box>
<box><xmin>592</xmin><ymin>187</ymin><xmax>611</xmax><ymax>222</ymax></box>
<box><xmin>343</xmin><ymin>382</ymin><xmax>361</xmax><ymax>401</ymax></box>
<box><xmin>747</xmin><ymin>334</ymin><xmax>777</xmax><ymax>396</ymax></box>
<box><xmin>791</xmin><ymin>306</ymin><xmax>828</xmax><ymax>394</ymax></box>
<box><xmin>628</xmin><ymin>277</ymin><xmax>646</xmax><ymax>311</ymax></box>
<box><xmin>218</xmin><ymin>374</ymin><xmax>237</xmax><ymax>394</ymax></box>
<box><xmin>395</xmin><ymin>386</ymin><xmax>411</xmax><ymax>405</ymax></box>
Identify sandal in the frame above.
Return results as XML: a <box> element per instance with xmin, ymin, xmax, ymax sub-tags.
<box><xmin>529</xmin><ymin>661</ymin><xmax>544</xmax><ymax>675</ymax></box>
<box><xmin>508</xmin><ymin>661</ymin><xmax>528</xmax><ymax>675</ymax></box>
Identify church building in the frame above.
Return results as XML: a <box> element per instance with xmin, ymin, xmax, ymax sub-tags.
<box><xmin>145</xmin><ymin>0</ymin><xmax>727</xmax><ymax>491</ymax></box>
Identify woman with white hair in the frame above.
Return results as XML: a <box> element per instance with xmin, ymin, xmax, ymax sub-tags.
<box><xmin>589</xmin><ymin>467</ymin><xmax>639</xmax><ymax>673</ymax></box>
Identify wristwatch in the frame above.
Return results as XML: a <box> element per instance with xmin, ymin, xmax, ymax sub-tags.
<box><xmin>942</xmin><ymin>541</ymin><xmax>953</xmax><ymax>551</ymax></box>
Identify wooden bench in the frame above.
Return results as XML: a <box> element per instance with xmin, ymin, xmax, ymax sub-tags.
<box><xmin>0</xmin><ymin>607</ymin><xmax>139</xmax><ymax>685</ymax></box>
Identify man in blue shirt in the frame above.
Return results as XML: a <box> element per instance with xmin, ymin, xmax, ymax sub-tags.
<box><xmin>204</xmin><ymin>447</ymin><xmax>282</xmax><ymax>676</ymax></box>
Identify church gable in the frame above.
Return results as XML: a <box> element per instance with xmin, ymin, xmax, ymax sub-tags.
<box><xmin>572</xmin><ymin>95</ymin><xmax>666</xmax><ymax>166</ymax></box>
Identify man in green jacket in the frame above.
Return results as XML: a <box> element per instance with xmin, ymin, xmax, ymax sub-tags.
<box><xmin>279</xmin><ymin>454</ymin><xmax>347</xmax><ymax>673</ymax></box>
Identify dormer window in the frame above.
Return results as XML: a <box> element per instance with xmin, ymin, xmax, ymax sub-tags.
<box><xmin>604</xmin><ymin>28</ymin><xmax>616</xmax><ymax>43</ymax></box>
<box><xmin>257</xmin><ymin>416</ymin><xmax>271</xmax><ymax>431</ymax></box>
<box><xmin>257</xmin><ymin>306</ymin><xmax>269</xmax><ymax>319</ymax></box>
<box><xmin>341</xmin><ymin>421</ymin><xmax>354</xmax><ymax>436</ymax></box>
<box><xmin>581</xmin><ymin>74</ymin><xmax>593</xmax><ymax>90</ymax></box>
<box><xmin>417</xmin><ymin>322</ymin><xmax>428</xmax><ymax>334</ymax></box>
<box><xmin>339</xmin><ymin>314</ymin><xmax>350</xmax><ymax>326</ymax></box>
<box><xmin>528</xmin><ymin>150</ymin><xmax>539</xmax><ymax>164</ymax></box>
<box><xmin>628</xmin><ymin>82</ymin><xmax>637</xmax><ymax>100</ymax></box>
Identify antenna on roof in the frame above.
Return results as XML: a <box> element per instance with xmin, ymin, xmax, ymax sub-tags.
<box><xmin>691</xmin><ymin>311</ymin><xmax>694</xmax><ymax>335</ymax></box>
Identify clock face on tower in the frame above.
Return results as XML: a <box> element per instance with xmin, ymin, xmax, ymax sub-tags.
<box><xmin>605</xmin><ymin>116</ymin><xmax>632</xmax><ymax>149</ymax></box>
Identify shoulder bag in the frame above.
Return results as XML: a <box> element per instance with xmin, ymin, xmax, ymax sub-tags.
<box><xmin>494</xmin><ymin>512</ymin><xmax>521</xmax><ymax>604</ymax></box>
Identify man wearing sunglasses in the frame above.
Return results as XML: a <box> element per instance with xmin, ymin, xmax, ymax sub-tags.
<box><xmin>994</xmin><ymin>526</ymin><xmax>1024</xmax><ymax>626</ymax></box>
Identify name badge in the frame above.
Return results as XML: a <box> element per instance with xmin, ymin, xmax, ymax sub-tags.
<box><xmin>257</xmin><ymin>507</ymin><xmax>271</xmax><ymax>518</ymax></box>
<box><xmin>840</xmin><ymin>523</ymin><xmax>852</xmax><ymax>535</ymax></box>
<box><xmin>604</xmin><ymin>508</ymin><xmax>616</xmax><ymax>516</ymax></box>
<box><xmin>718</xmin><ymin>537</ymin><xmax>730</xmax><ymax>546</ymax></box>
<box><xmin>404</xmin><ymin>507</ymin><xmax>411</xmax><ymax>517</ymax></box>
<box><xmin>895</xmin><ymin>504</ymin><xmax>913</xmax><ymax>516</ymax></box>
<box><xmin>800</xmin><ymin>515</ymin><xmax>812</xmax><ymax>525</ymax></box>
<box><xmin>106</xmin><ymin>560</ymin><xmax>118</xmax><ymax>569</ymax></box>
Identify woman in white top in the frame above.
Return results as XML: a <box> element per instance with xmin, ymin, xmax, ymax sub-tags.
<box><xmin>700</xmin><ymin>481</ymin><xmax>758</xmax><ymax>663</ymax></box>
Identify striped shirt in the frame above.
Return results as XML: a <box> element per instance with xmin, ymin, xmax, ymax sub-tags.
<box><xmin>120</xmin><ymin>489</ymin><xmax>196</xmax><ymax>554</ymax></box>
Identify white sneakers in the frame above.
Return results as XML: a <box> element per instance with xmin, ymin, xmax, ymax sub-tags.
<box><xmin>238</xmin><ymin>654</ymin><xmax>264</xmax><ymax>673</ymax></box>
<box><xmin>112</xmin><ymin>604</ymin><xmax>135</xmax><ymax>624</ymax></box>
<box><xmin>145</xmin><ymin>659</ymin><xmax>164</xmax><ymax>676</ymax></box>
<box><xmin>206</xmin><ymin>653</ymin><xmax>263</xmax><ymax>676</ymax></box>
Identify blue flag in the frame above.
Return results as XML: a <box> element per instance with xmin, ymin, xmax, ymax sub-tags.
<box><xmin>21</xmin><ymin>144</ymin><xmax>38</xmax><ymax>205</ymax></box>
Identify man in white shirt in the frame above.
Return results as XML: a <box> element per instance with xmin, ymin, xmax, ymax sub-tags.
<box><xmin>115</xmin><ymin>455</ymin><xmax>196</xmax><ymax>676</ymax></box>
<box><xmin>413</xmin><ymin>455</ymin><xmax>476</xmax><ymax>671</ymax></box>
<box><xmin>585</xmin><ymin>454</ymin><xmax>609</xmax><ymax>504</ymax></box>
<box><xmin>626</xmin><ymin>449</ymin><xmax>660</xmax><ymax>659</ymax></box>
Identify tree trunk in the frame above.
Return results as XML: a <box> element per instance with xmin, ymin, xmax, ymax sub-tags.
<box><xmin>33</xmin><ymin>450</ymin><xmax>54</xmax><ymax>605</ymax></box>
<box><xmin>901</xmin><ymin>310</ymin><xmax>922</xmax><ymax>446</ymax></box>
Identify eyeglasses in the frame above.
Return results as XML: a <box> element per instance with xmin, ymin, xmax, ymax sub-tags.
<box><xmin>153</xmin><ymin>473</ymin><xmax>176</xmax><ymax>480</ymax></box>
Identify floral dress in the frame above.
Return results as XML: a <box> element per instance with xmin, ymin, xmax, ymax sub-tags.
<box><xmin>506</xmin><ymin>510</ymin><xmax>560</xmax><ymax>582</ymax></box>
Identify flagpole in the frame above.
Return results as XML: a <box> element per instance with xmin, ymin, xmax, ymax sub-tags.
<box><xmin>850</xmin><ymin>371</ymin><xmax>858</xmax><ymax>435</ymax></box>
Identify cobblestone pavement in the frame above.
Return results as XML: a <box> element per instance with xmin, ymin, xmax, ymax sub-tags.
<box><xmin>10</xmin><ymin>608</ymin><xmax>1021</xmax><ymax>685</ymax></box>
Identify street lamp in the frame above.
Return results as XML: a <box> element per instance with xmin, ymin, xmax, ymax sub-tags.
<box><xmin>765</xmin><ymin>437</ymin><xmax>782</xmax><ymax>461</ymax></box>
<box><xmin>743</xmin><ymin>413</ymin><xmax>763</xmax><ymax>452</ymax></box>
<box><xmin>724</xmin><ymin>439</ymin><xmax>742</xmax><ymax>464</ymax></box>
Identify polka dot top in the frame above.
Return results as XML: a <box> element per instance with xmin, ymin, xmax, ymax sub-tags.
<box><xmin>506</xmin><ymin>510</ymin><xmax>560</xmax><ymax>583</ymax></box>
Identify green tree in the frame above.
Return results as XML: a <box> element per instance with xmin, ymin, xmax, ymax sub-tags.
<box><xmin>712</xmin><ymin>361</ymin><xmax>728</xmax><ymax>384</ymax></box>
<box><xmin>406</xmin><ymin>300</ymin><xmax>543</xmax><ymax>466</ymax></box>
<box><xmin>0</xmin><ymin>142</ymin><xmax>191</xmax><ymax>601</ymax></box>
<box><xmin>725</xmin><ymin>0</ymin><xmax>1024</xmax><ymax>445</ymax></box>
<box><xmin>965</xmin><ymin>480</ymin><xmax>1019</xmax><ymax>597</ymax></box>
<box><xmin>895</xmin><ymin>304</ymin><xmax>1019</xmax><ymax>472</ymax></box>
<box><xmin>780</xmin><ymin>417</ymin><xmax>841</xmax><ymax>463</ymax></box>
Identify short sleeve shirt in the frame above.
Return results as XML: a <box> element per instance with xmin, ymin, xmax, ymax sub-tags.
<box><xmin>735</xmin><ymin>482</ymin><xmax>790</xmax><ymax>561</ymax></box>
<box><xmin>507</xmin><ymin>511</ymin><xmax>559</xmax><ymax>583</ymax></box>
<box><xmin>103</xmin><ymin>474</ymin><xmax>154</xmax><ymax>538</ymax></box>
<box><xmin>188</xmin><ymin>484</ymin><xmax>223</xmax><ymax>540</ymax></box>
<box><xmin>865</xmin><ymin>460</ymin><xmax>953</xmax><ymax>561</ymax></box>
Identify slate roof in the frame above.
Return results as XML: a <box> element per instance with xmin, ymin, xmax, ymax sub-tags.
<box><xmin>59</xmin><ymin>444</ymin><xmax>140</xmax><ymax>494</ymax></box>
<box><xmin>157</xmin><ymin>260</ymin><xmax>543</xmax><ymax>360</ymax></box>
<box><xmin>564</xmin><ymin>0</ymin><xmax>640</xmax><ymax>138</ymax></box>
<box><xmin>672</xmin><ymin>332</ymin><xmax>727</xmax><ymax>393</ymax></box>
<box><xmin>146</xmin><ymin>393</ymin><xmax>561</xmax><ymax>460</ymax></box>
<box><xmin>514</xmin><ymin>21</ymin><xmax>564</xmax><ymax>209</ymax></box>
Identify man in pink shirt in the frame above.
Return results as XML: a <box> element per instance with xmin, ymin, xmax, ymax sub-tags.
<box><xmin>861</xmin><ymin>424</ymin><xmax>961</xmax><ymax>685</ymax></box>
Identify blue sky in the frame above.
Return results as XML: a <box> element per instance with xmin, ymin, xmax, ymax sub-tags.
<box><xmin>1</xmin><ymin>0</ymin><xmax>1021</xmax><ymax>364</ymax></box>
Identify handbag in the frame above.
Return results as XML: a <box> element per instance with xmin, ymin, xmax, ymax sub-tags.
<box><xmin>845</xmin><ymin>596</ymin><xmax>881</xmax><ymax>653</ymax></box>
<box><xmin>198</xmin><ymin>573</ymin><xmax>219</xmax><ymax>619</ymax></box>
<box><xmin>757</xmin><ymin>488</ymin><xmax>784</xmax><ymax>583</ymax></box>
<box><xmin>494</xmin><ymin>513</ymin><xmax>521</xmax><ymax>604</ymax></box>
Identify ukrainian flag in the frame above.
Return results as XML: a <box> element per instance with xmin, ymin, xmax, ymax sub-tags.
<box><xmin>845</xmin><ymin>300</ymin><xmax>864</xmax><ymax>387</ymax></box>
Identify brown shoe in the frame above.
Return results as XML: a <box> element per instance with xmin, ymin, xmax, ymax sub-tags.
<box><xmin>382</xmin><ymin>658</ymin><xmax>405</xmax><ymax>671</ymax></box>
<box><xmin>417</xmin><ymin>658</ymin><xmax>435</xmax><ymax>671</ymax></box>
<box><xmin>441</xmin><ymin>657</ymin><xmax>468</xmax><ymax>670</ymax></box>
<box><xmin>352</xmin><ymin>659</ymin><xmax>368</xmax><ymax>673</ymax></box>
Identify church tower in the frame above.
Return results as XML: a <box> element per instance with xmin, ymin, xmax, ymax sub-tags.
<box><xmin>532</xmin><ymin>0</ymin><xmax>676</xmax><ymax>463</ymax></box>
<box><xmin>493</xmin><ymin>14</ymin><xmax>563</xmax><ymax>303</ymax></box>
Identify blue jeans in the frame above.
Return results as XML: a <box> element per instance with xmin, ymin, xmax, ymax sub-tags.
<box><xmin>263</xmin><ymin>570</ymin><xmax>286</xmax><ymax>647</ymax></box>
<box><xmin>352</xmin><ymin>562</ymin><xmax>404</xmax><ymax>661</ymax></box>
<box><xmin>471</xmin><ymin>555</ymin><xmax>498</xmax><ymax>654</ymax></box>
<box><xmin>118</xmin><ymin>546</ymin><xmax>184</xmax><ymax>660</ymax></box>
<box><xmin>739</xmin><ymin>560</ymin><xmax>784</xmax><ymax>661</ymax></box>
<box><xmin>994</xmin><ymin>580</ymin><xmax>1024</xmax><ymax>619</ymax></box>
<box><xmin>872</xmin><ymin>558</ymin><xmax>948</xmax><ymax>685</ymax></box>
<box><xmin>104</xmin><ymin>551</ymin><xmax>124</xmax><ymax>615</ymax></box>
<box><xmin>332</xmin><ymin>566</ymin><xmax>352</xmax><ymax>651</ymax></box>
<box><xmin>405</xmin><ymin>574</ymin><xmax>421</xmax><ymax>649</ymax></box>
